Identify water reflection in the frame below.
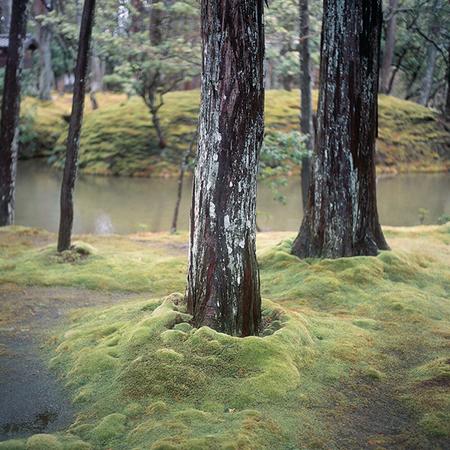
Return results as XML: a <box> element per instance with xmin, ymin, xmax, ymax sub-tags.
<box><xmin>15</xmin><ymin>161</ymin><xmax>449</xmax><ymax>234</ymax></box>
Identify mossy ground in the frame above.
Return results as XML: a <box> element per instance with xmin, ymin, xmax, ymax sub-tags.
<box><xmin>0</xmin><ymin>225</ymin><xmax>449</xmax><ymax>449</ymax></box>
<box><xmin>20</xmin><ymin>91</ymin><xmax>450</xmax><ymax>176</ymax></box>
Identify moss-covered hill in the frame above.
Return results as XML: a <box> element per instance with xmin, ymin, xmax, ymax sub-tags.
<box><xmin>20</xmin><ymin>90</ymin><xmax>450</xmax><ymax>177</ymax></box>
<box><xmin>0</xmin><ymin>225</ymin><xmax>449</xmax><ymax>449</ymax></box>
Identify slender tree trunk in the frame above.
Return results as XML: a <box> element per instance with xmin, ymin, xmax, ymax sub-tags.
<box><xmin>171</xmin><ymin>131</ymin><xmax>197</xmax><ymax>234</ymax></box>
<box><xmin>0</xmin><ymin>0</ymin><xmax>11</xmax><ymax>34</ymax></box>
<box><xmin>57</xmin><ymin>0</ymin><xmax>96</xmax><ymax>251</ymax></box>
<box><xmin>299</xmin><ymin>0</ymin><xmax>314</xmax><ymax>210</ymax></box>
<box><xmin>445</xmin><ymin>45</ymin><xmax>450</xmax><ymax>120</ymax></box>
<box><xmin>292</xmin><ymin>0</ymin><xmax>389</xmax><ymax>259</ymax></box>
<box><xmin>187</xmin><ymin>0</ymin><xmax>265</xmax><ymax>336</ymax></box>
<box><xmin>89</xmin><ymin>43</ymin><xmax>103</xmax><ymax>110</ymax></box>
<box><xmin>419</xmin><ymin>0</ymin><xmax>440</xmax><ymax>106</ymax></box>
<box><xmin>38</xmin><ymin>24</ymin><xmax>54</xmax><ymax>100</ymax></box>
<box><xmin>380</xmin><ymin>0</ymin><xmax>398</xmax><ymax>94</ymax></box>
<box><xmin>0</xmin><ymin>0</ymin><xmax>28</xmax><ymax>226</ymax></box>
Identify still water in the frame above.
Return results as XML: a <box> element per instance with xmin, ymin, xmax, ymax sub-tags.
<box><xmin>15</xmin><ymin>161</ymin><xmax>449</xmax><ymax>234</ymax></box>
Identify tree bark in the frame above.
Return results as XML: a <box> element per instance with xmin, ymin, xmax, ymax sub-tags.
<box><xmin>418</xmin><ymin>0</ymin><xmax>440</xmax><ymax>106</ymax></box>
<box><xmin>380</xmin><ymin>0</ymin><xmax>398</xmax><ymax>94</ymax></box>
<box><xmin>0</xmin><ymin>0</ymin><xmax>28</xmax><ymax>226</ymax></box>
<box><xmin>445</xmin><ymin>45</ymin><xmax>450</xmax><ymax>120</ymax></box>
<box><xmin>299</xmin><ymin>0</ymin><xmax>314</xmax><ymax>210</ymax></box>
<box><xmin>187</xmin><ymin>0</ymin><xmax>265</xmax><ymax>336</ymax></box>
<box><xmin>38</xmin><ymin>24</ymin><xmax>54</xmax><ymax>100</ymax></box>
<box><xmin>292</xmin><ymin>0</ymin><xmax>389</xmax><ymax>259</ymax></box>
<box><xmin>57</xmin><ymin>0</ymin><xmax>96</xmax><ymax>251</ymax></box>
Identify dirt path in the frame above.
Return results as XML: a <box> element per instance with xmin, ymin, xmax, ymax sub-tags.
<box><xmin>0</xmin><ymin>286</ymin><xmax>146</xmax><ymax>442</ymax></box>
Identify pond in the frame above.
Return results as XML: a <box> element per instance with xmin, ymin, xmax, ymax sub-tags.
<box><xmin>15</xmin><ymin>161</ymin><xmax>449</xmax><ymax>234</ymax></box>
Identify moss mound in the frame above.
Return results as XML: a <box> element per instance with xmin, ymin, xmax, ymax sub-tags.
<box><xmin>41</xmin><ymin>294</ymin><xmax>314</xmax><ymax>449</ymax></box>
<box><xmin>20</xmin><ymin>91</ymin><xmax>450</xmax><ymax>176</ymax></box>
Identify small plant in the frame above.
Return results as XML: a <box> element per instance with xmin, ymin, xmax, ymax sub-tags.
<box><xmin>436</xmin><ymin>213</ymin><xmax>450</xmax><ymax>225</ymax></box>
<box><xmin>418</xmin><ymin>208</ymin><xmax>429</xmax><ymax>225</ymax></box>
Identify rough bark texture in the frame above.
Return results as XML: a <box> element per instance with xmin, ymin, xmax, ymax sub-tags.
<box><xmin>0</xmin><ymin>0</ymin><xmax>28</xmax><ymax>226</ymax></box>
<box><xmin>57</xmin><ymin>0</ymin><xmax>96</xmax><ymax>251</ymax></box>
<box><xmin>187</xmin><ymin>0</ymin><xmax>265</xmax><ymax>336</ymax></box>
<box><xmin>419</xmin><ymin>0</ymin><xmax>440</xmax><ymax>106</ymax></box>
<box><xmin>380</xmin><ymin>0</ymin><xmax>398</xmax><ymax>94</ymax></box>
<box><xmin>89</xmin><ymin>44</ymin><xmax>104</xmax><ymax>110</ymax></box>
<box><xmin>292</xmin><ymin>0</ymin><xmax>389</xmax><ymax>259</ymax></box>
<box><xmin>299</xmin><ymin>0</ymin><xmax>314</xmax><ymax>210</ymax></box>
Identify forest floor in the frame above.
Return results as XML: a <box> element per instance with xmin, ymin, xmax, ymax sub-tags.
<box><xmin>0</xmin><ymin>225</ymin><xmax>448</xmax><ymax>449</ymax></box>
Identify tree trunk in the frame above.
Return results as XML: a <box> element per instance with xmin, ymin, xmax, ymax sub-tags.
<box><xmin>292</xmin><ymin>0</ymin><xmax>389</xmax><ymax>259</ymax></box>
<box><xmin>0</xmin><ymin>0</ymin><xmax>28</xmax><ymax>227</ymax></box>
<box><xmin>445</xmin><ymin>45</ymin><xmax>450</xmax><ymax>120</ymax></box>
<box><xmin>187</xmin><ymin>0</ymin><xmax>265</xmax><ymax>336</ymax></box>
<box><xmin>299</xmin><ymin>0</ymin><xmax>314</xmax><ymax>210</ymax></box>
<box><xmin>0</xmin><ymin>0</ymin><xmax>11</xmax><ymax>34</ymax></box>
<box><xmin>89</xmin><ymin>43</ymin><xmax>103</xmax><ymax>110</ymax></box>
<box><xmin>418</xmin><ymin>0</ymin><xmax>440</xmax><ymax>106</ymax></box>
<box><xmin>171</xmin><ymin>131</ymin><xmax>197</xmax><ymax>234</ymax></box>
<box><xmin>57</xmin><ymin>0</ymin><xmax>96</xmax><ymax>252</ymax></box>
<box><xmin>380</xmin><ymin>0</ymin><xmax>398</xmax><ymax>94</ymax></box>
<box><xmin>38</xmin><ymin>23</ymin><xmax>54</xmax><ymax>100</ymax></box>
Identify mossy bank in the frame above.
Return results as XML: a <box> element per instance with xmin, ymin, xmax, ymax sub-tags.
<box><xmin>20</xmin><ymin>91</ymin><xmax>450</xmax><ymax>177</ymax></box>
<box><xmin>0</xmin><ymin>224</ymin><xmax>449</xmax><ymax>449</ymax></box>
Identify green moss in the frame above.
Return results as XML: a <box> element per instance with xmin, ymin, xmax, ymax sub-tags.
<box><xmin>0</xmin><ymin>225</ymin><xmax>449</xmax><ymax>448</ymax></box>
<box><xmin>20</xmin><ymin>91</ymin><xmax>449</xmax><ymax>176</ymax></box>
<box><xmin>0</xmin><ymin>440</ymin><xmax>26</xmax><ymax>450</ymax></box>
<box><xmin>26</xmin><ymin>434</ymin><xmax>62</xmax><ymax>450</ymax></box>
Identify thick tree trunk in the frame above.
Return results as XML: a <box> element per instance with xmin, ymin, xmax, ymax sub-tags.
<box><xmin>419</xmin><ymin>0</ymin><xmax>440</xmax><ymax>106</ymax></box>
<box><xmin>380</xmin><ymin>0</ymin><xmax>398</xmax><ymax>94</ymax></box>
<box><xmin>299</xmin><ymin>0</ymin><xmax>314</xmax><ymax>210</ymax></box>
<box><xmin>292</xmin><ymin>0</ymin><xmax>389</xmax><ymax>259</ymax></box>
<box><xmin>187</xmin><ymin>0</ymin><xmax>265</xmax><ymax>336</ymax></box>
<box><xmin>0</xmin><ymin>0</ymin><xmax>28</xmax><ymax>226</ymax></box>
<box><xmin>0</xmin><ymin>0</ymin><xmax>11</xmax><ymax>33</ymax></box>
<box><xmin>57</xmin><ymin>0</ymin><xmax>96</xmax><ymax>251</ymax></box>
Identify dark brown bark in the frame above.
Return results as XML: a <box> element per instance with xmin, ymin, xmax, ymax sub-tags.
<box><xmin>0</xmin><ymin>0</ymin><xmax>28</xmax><ymax>226</ymax></box>
<box><xmin>171</xmin><ymin>131</ymin><xmax>197</xmax><ymax>234</ymax></box>
<box><xmin>187</xmin><ymin>0</ymin><xmax>265</xmax><ymax>336</ymax></box>
<box><xmin>292</xmin><ymin>0</ymin><xmax>389</xmax><ymax>259</ymax></box>
<box><xmin>380</xmin><ymin>0</ymin><xmax>398</xmax><ymax>94</ymax></box>
<box><xmin>57</xmin><ymin>0</ymin><xmax>96</xmax><ymax>251</ymax></box>
<box><xmin>299</xmin><ymin>0</ymin><xmax>314</xmax><ymax>210</ymax></box>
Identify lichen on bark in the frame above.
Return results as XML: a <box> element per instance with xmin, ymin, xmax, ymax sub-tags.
<box><xmin>187</xmin><ymin>0</ymin><xmax>265</xmax><ymax>336</ymax></box>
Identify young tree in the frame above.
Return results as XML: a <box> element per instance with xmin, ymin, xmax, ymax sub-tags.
<box><xmin>0</xmin><ymin>0</ymin><xmax>28</xmax><ymax>226</ymax></box>
<box><xmin>419</xmin><ymin>0</ymin><xmax>440</xmax><ymax>106</ymax></box>
<box><xmin>292</xmin><ymin>0</ymin><xmax>389</xmax><ymax>259</ymax></box>
<box><xmin>380</xmin><ymin>0</ymin><xmax>399</xmax><ymax>94</ymax></box>
<box><xmin>57</xmin><ymin>0</ymin><xmax>96</xmax><ymax>251</ymax></box>
<box><xmin>35</xmin><ymin>0</ymin><xmax>55</xmax><ymax>101</ymax></box>
<box><xmin>186</xmin><ymin>0</ymin><xmax>265</xmax><ymax>336</ymax></box>
<box><xmin>299</xmin><ymin>0</ymin><xmax>314</xmax><ymax>209</ymax></box>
